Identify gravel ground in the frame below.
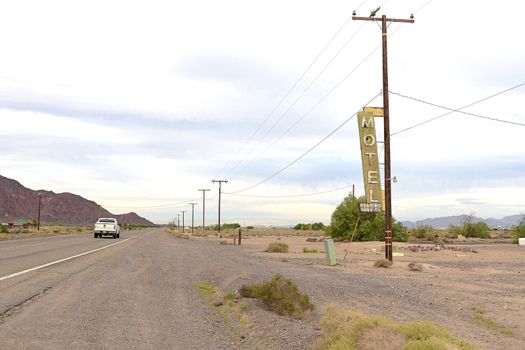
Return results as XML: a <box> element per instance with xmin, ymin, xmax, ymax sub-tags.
<box><xmin>2</xmin><ymin>229</ymin><xmax>523</xmax><ymax>349</ymax></box>
<box><xmin>175</xmin><ymin>233</ymin><xmax>525</xmax><ymax>350</ymax></box>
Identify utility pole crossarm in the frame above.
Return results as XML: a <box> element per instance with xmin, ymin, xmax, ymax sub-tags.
<box><xmin>352</xmin><ymin>16</ymin><xmax>414</xmax><ymax>23</ymax></box>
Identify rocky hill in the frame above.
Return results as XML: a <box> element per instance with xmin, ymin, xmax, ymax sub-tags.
<box><xmin>0</xmin><ymin>175</ymin><xmax>154</xmax><ymax>226</ymax></box>
<box><xmin>402</xmin><ymin>214</ymin><xmax>524</xmax><ymax>230</ymax></box>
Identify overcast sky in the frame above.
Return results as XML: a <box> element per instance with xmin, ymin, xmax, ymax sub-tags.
<box><xmin>1</xmin><ymin>0</ymin><xmax>524</xmax><ymax>225</ymax></box>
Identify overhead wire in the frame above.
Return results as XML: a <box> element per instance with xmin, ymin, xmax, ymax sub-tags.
<box><xmin>214</xmin><ymin>0</ymin><xmax>370</xmax><ymax>179</ymax></box>
<box><xmin>104</xmin><ymin>197</ymin><xmax>202</xmax><ymax>210</ymax></box>
<box><xmin>225</xmin><ymin>0</ymin><xmax>390</xmax><ymax>180</ymax></box>
<box><xmin>224</xmin><ymin>22</ymin><xmax>368</xmax><ymax>179</ymax></box>
<box><xmin>390</xmin><ymin>89</ymin><xmax>525</xmax><ymax>128</ymax></box>
<box><xmin>224</xmin><ymin>184</ymin><xmax>353</xmax><ymax>198</ymax></box>
<box><xmin>228</xmin><ymin>92</ymin><xmax>382</xmax><ymax>194</ymax></box>
<box><xmin>230</xmin><ymin>23</ymin><xmax>403</xmax><ymax>180</ymax></box>
<box><xmin>390</xmin><ymin>81</ymin><xmax>525</xmax><ymax>136</ymax></box>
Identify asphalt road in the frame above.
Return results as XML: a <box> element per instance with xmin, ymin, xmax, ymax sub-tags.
<box><xmin>0</xmin><ymin>229</ymin><xmax>240</xmax><ymax>349</ymax></box>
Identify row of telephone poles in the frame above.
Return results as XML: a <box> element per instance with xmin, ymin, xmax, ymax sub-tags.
<box><xmin>174</xmin><ymin>179</ymin><xmax>228</xmax><ymax>238</ymax></box>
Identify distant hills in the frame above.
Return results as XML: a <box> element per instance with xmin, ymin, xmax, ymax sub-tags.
<box><xmin>0</xmin><ymin>175</ymin><xmax>154</xmax><ymax>226</ymax></box>
<box><xmin>401</xmin><ymin>214</ymin><xmax>524</xmax><ymax>230</ymax></box>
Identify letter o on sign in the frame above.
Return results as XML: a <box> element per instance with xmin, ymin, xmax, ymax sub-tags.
<box><xmin>363</xmin><ymin>134</ymin><xmax>375</xmax><ymax>146</ymax></box>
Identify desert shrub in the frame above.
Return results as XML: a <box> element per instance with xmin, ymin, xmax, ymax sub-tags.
<box><xmin>239</xmin><ymin>274</ymin><xmax>314</xmax><ymax>318</ymax></box>
<box><xmin>327</xmin><ymin>195</ymin><xmax>408</xmax><ymax>242</ymax></box>
<box><xmin>0</xmin><ymin>224</ymin><xmax>7</xmax><ymax>233</ymax></box>
<box><xmin>464</xmin><ymin>222</ymin><xmax>490</xmax><ymax>238</ymax></box>
<box><xmin>314</xmin><ymin>305</ymin><xmax>475</xmax><ymax>350</ymax></box>
<box><xmin>450</xmin><ymin>219</ymin><xmax>490</xmax><ymax>239</ymax></box>
<box><xmin>410</xmin><ymin>225</ymin><xmax>436</xmax><ymax>239</ymax></box>
<box><xmin>374</xmin><ymin>259</ymin><xmax>392</xmax><ymax>268</ymax></box>
<box><xmin>306</xmin><ymin>237</ymin><xmax>318</xmax><ymax>242</ymax></box>
<box><xmin>512</xmin><ymin>218</ymin><xmax>525</xmax><ymax>244</ymax></box>
<box><xmin>303</xmin><ymin>247</ymin><xmax>319</xmax><ymax>253</ymax></box>
<box><xmin>295</xmin><ymin>222</ymin><xmax>325</xmax><ymax>231</ymax></box>
<box><xmin>265</xmin><ymin>242</ymin><xmax>289</xmax><ymax>253</ymax></box>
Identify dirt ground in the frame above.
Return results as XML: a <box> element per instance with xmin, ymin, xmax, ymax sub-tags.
<box><xmin>224</xmin><ymin>235</ymin><xmax>525</xmax><ymax>349</ymax></box>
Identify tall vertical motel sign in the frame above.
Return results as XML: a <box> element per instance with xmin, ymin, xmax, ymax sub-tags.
<box><xmin>357</xmin><ymin>107</ymin><xmax>384</xmax><ymax>212</ymax></box>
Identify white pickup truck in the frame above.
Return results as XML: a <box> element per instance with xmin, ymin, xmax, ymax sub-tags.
<box><xmin>94</xmin><ymin>218</ymin><xmax>121</xmax><ymax>239</ymax></box>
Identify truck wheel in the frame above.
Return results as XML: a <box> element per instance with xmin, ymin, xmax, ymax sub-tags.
<box><xmin>94</xmin><ymin>233</ymin><xmax>97</xmax><ymax>238</ymax></box>
<box><xmin>113</xmin><ymin>233</ymin><xmax>117</xmax><ymax>239</ymax></box>
<box><xmin>117</xmin><ymin>233</ymin><xmax>120</xmax><ymax>238</ymax></box>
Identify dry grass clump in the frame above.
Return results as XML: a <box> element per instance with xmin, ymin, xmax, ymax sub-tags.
<box><xmin>408</xmin><ymin>262</ymin><xmax>424</xmax><ymax>272</ymax></box>
<box><xmin>239</xmin><ymin>274</ymin><xmax>314</xmax><ymax>319</ymax></box>
<box><xmin>472</xmin><ymin>307</ymin><xmax>513</xmax><ymax>336</ymax></box>
<box><xmin>374</xmin><ymin>259</ymin><xmax>392</xmax><ymax>268</ymax></box>
<box><xmin>303</xmin><ymin>247</ymin><xmax>320</xmax><ymax>253</ymax></box>
<box><xmin>264</xmin><ymin>242</ymin><xmax>289</xmax><ymax>253</ymax></box>
<box><xmin>314</xmin><ymin>305</ymin><xmax>475</xmax><ymax>350</ymax></box>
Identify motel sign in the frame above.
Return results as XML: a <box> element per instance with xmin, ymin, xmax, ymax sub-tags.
<box><xmin>357</xmin><ymin>107</ymin><xmax>384</xmax><ymax>210</ymax></box>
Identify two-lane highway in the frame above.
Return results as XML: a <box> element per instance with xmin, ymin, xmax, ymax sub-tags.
<box><xmin>0</xmin><ymin>229</ymin><xmax>241</xmax><ymax>349</ymax></box>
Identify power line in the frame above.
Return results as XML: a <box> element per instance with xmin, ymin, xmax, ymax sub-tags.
<box><xmin>214</xmin><ymin>0</ymin><xmax>370</xmax><ymax>179</ymax></box>
<box><xmin>224</xmin><ymin>184</ymin><xmax>353</xmax><ymax>198</ymax></box>
<box><xmin>390</xmin><ymin>81</ymin><xmax>525</xmax><ymax>136</ymax></box>
<box><xmin>105</xmin><ymin>197</ymin><xmax>201</xmax><ymax>210</ymax></box>
<box><xmin>414</xmin><ymin>0</ymin><xmax>434</xmax><ymax>14</ymax></box>
<box><xmin>230</xmin><ymin>23</ymin><xmax>405</xmax><ymax>180</ymax></box>
<box><xmin>224</xmin><ymin>23</ymin><xmax>369</xmax><ymax>179</ymax></box>
<box><xmin>390</xmin><ymin>90</ymin><xmax>525</xmax><ymax>128</ymax></box>
<box><xmin>229</xmin><ymin>92</ymin><xmax>382</xmax><ymax>194</ymax></box>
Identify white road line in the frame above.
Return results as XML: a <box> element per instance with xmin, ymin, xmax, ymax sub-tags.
<box><xmin>0</xmin><ymin>236</ymin><xmax>136</xmax><ymax>282</ymax></box>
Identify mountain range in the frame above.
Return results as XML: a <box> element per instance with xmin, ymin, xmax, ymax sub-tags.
<box><xmin>401</xmin><ymin>214</ymin><xmax>524</xmax><ymax>230</ymax></box>
<box><xmin>0</xmin><ymin>175</ymin><xmax>154</xmax><ymax>226</ymax></box>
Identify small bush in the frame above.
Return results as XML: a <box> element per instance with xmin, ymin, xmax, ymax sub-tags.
<box><xmin>306</xmin><ymin>237</ymin><xmax>318</xmax><ymax>242</ymax></box>
<box><xmin>0</xmin><ymin>224</ymin><xmax>8</xmax><ymax>233</ymax></box>
<box><xmin>473</xmin><ymin>307</ymin><xmax>513</xmax><ymax>336</ymax></box>
<box><xmin>265</xmin><ymin>242</ymin><xmax>289</xmax><ymax>253</ymax></box>
<box><xmin>219</xmin><ymin>240</ymin><xmax>228</xmax><ymax>245</ymax></box>
<box><xmin>239</xmin><ymin>274</ymin><xmax>314</xmax><ymax>318</ymax></box>
<box><xmin>464</xmin><ymin>222</ymin><xmax>490</xmax><ymax>238</ymax></box>
<box><xmin>410</xmin><ymin>225</ymin><xmax>436</xmax><ymax>239</ymax></box>
<box><xmin>512</xmin><ymin>218</ymin><xmax>525</xmax><ymax>244</ymax></box>
<box><xmin>303</xmin><ymin>247</ymin><xmax>319</xmax><ymax>253</ymax></box>
<box><xmin>374</xmin><ymin>259</ymin><xmax>392</xmax><ymax>268</ymax></box>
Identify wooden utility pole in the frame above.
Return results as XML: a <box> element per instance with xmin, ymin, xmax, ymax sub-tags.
<box><xmin>353</xmin><ymin>10</ymin><xmax>414</xmax><ymax>262</ymax></box>
<box><xmin>211</xmin><ymin>179</ymin><xmax>228</xmax><ymax>238</ymax></box>
<box><xmin>181</xmin><ymin>210</ymin><xmax>186</xmax><ymax>233</ymax></box>
<box><xmin>189</xmin><ymin>202</ymin><xmax>197</xmax><ymax>233</ymax></box>
<box><xmin>198</xmin><ymin>189</ymin><xmax>210</xmax><ymax>229</ymax></box>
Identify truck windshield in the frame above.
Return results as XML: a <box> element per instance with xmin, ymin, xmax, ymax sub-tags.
<box><xmin>98</xmin><ymin>219</ymin><xmax>115</xmax><ymax>223</ymax></box>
